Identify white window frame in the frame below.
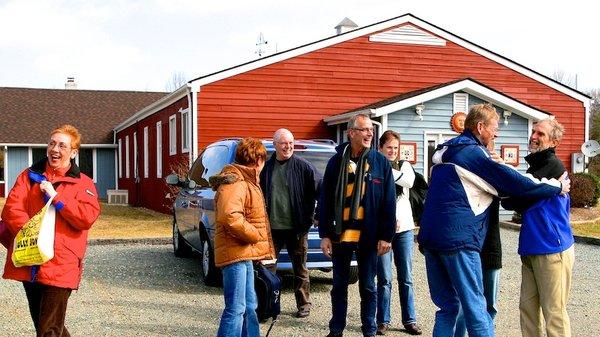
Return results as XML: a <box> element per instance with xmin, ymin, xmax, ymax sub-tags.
<box><xmin>169</xmin><ymin>114</ymin><xmax>177</xmax><ymax>155</ymax></box>
<box><xmin>156</xmin><ymin>121</ymin><xmax>162</xmax><ymax>178</ymax></box>
<box><xmin>118</xmin><ymin>138</ymin><xmax>123</xmax><ymax>178</ymax></box>
<box><xmin>133</xmin><ymin>131</ymin><xmax>138</xmax><ymax>179</ymax></box>
<box><xmin>125</xmin><ymin>135</ymin><xmax>130</xmax><ymax>179</ymax></box>
<box><xmin>143</xmin><ymin>126</ymin><xmax>149</xmax><ymax>178</ymax></box>
<box><xmin>75</xmin><ymin>148</ymin><xmax>97</xmax><ymax>183</ymax></box>
<box><xmin>180</xmin><ymin>108</ymin><xmax>190</xmax><ymax>153</ymax></box>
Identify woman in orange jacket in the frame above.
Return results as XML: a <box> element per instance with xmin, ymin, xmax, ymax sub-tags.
<box><xmin>2</xmin><ymin>124</ymin><xmax>100</xmax><ymax>336</ymax></box>
<box><xmin>210</xmin><ymin>138</ymin><xmax>275</xmax><ymax>337</ymax></box>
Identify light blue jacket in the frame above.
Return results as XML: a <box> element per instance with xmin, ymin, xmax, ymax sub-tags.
<box><xmin>519</xmin><ymin>195</ymin><xmax>574</xmax><ymax>255</ymax></box>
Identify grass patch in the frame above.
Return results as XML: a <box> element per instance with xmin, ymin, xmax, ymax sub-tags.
<box><xmin>91</xmin><ymin>203</ymin><xmax>172</xmax><ymax>239</ymax></box>
<box><xmin>571</xmin><ymin>221</ymin><xmax>600</xmax><ymax>239</ymax></box>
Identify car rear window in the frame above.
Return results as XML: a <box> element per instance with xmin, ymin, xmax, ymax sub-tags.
<box><xmin>266</xmin><ymin>150</ymin><xmax>333</xmax><ymax>178</ymax></box>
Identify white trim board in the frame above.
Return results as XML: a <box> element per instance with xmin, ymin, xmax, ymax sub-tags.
<box><xmin>324</xmin><ymin>79</ymin><xmax>550</xmax><ymax>125</ymax></box>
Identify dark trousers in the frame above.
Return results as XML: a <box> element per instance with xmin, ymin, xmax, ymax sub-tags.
<box><xmin>329</xmin><ymin>242</ymin><xmax>378</xmax><ymax>337</ymax></box>
<box><xmin>269</xmin><ymin>229</ymin><xmax>311</xmax><ymax>310</ymax></box>
<box><xmin>23</xmin><ymin>282</ymin><xmax>72</xmax><ymax>337</ymax></box>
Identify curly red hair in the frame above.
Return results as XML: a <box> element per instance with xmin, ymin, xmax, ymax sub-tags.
<box><xmin>235</xmin><ymin>138</ymin><xmax>267</xmax><ymax>166</ymax></box>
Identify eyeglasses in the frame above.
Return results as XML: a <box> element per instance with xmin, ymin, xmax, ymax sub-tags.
<box><xmin>47</xmin><ymin>141</ymin><xmax>71</xmax><ymax>151</ymax></box>
<box><xmin>352</xmin><ymin>127</ymin><xmax>374</xmax><ymax>134</ymax></box>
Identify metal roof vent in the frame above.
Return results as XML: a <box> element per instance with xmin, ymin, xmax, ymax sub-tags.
<box><xmin>335</xmin><ymin>17</ymin><xmax>358</xmax><ymax>35</ymax></box>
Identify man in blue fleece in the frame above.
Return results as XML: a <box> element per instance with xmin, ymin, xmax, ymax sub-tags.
<box><xmin>503</xmin><ymin>118</ymin><xmax>574</xmax><ymax>337</ymax></box>
<box><xmin>319</xmin><ymin>114</ymin><xmax>396</xmax><ymax>337</ymax></box>
<box><xmin>417</xmin><ymin>103</ymin><xmax>570</xmax><ymax>337</ymax></box>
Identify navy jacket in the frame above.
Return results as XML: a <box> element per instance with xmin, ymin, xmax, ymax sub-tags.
<box><xmin>318</xmin><ymin>143</ymin><xmax>396</xmax><ymax>248</ymax></box>
<box><xmin>260</xmin><ymin>153</ymin><xmax>317</xmax><ymax>234</ymax></box>
<box><xmin>418</xmin><ymin>130</ymin><xmax>563</xmax><ymax>253</ymax></box>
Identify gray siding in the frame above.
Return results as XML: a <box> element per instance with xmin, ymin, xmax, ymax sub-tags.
<box><xmin>387</xmin><ymin>92</ymin><xmax>531</xmax><ymax>220</ymax></box>
<box><xmin>6</xmin><ymin>147</ymin><xmax>29</xmax><ymax>191</ymax></box>
<box><xmin>96</xmin><ymin>148</ymin><xmax>116</xmax><ymax>199</ymax></box>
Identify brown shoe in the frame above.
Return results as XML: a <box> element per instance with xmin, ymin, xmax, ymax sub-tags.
<box><xmin>376</xmin><ymin>323</ymin><xmax>389</xmax><ymax>335</ymax></box>
<box><xmin>403</xmin><ymin>323</ymin><xmax>422</xmax><ymax>335</ymax></box>
<box><xmin>295</xmin><ymin>307</ymin><xmax>310</xmax><ymax>318</ymax></box>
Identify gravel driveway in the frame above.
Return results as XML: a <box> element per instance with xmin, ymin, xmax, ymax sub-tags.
<box><xmin>1</xmin><ymin>228</ymin><xmax>599</xmax><ymax>336</ymax></box>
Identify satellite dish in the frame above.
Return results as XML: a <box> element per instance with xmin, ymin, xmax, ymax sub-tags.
<box><xmin>581</xmin><ymin>140</ymin><xmax>600</xmax><ymax>157</ymax></box>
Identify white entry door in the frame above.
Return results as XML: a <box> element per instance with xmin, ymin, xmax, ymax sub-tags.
<box><xmin>424</xmin><ymin>133</ymin><xmax>456</xmax><ymax>181</ymax></box>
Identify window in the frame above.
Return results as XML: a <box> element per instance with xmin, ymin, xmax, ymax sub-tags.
<box><xmin>156</xmin><ymin>121</ymin><xmax>162</xmax><ymax>178</ymax></box>
<box><xmin>169</xmin><ymin>115</ymin><xmax>177</xmax><ymax>155</ymax></box>
<box><xmin>78</xmin><ymin>148</ymin><xmax>95</xmax><ymax>180</ymax></box>
<box><xmin>181</xmin><ymin>109</ymin><xmax>190</xmax><ymax>153</ymax></box>
<box><xmin>118</xmin><ymin>138</ymin><xmax>122</xmax><ymax>178</ymax></box>
<box><xmin>31</xmin><ymin>148</ymin><xmax>47</xmax><ymax>165</ymax></box>
<box><xmin>188</xmin><ymin>145</ymin><xmax>230</xmax><ymax>187</ymax></box>
<box><xmin>0</xmin><ymin>147</ymin><xmax>5</xmax><ymax>182</ymax></box>
<box><xmin>143</xmin><ymin>127</ymin><xmax>149</xmax><ymax>178</ymax></box>
<box><xmin>133</xmin><ymin>132</ymin><xmax>138</xmax><ymax>179</ymax></box>
<box><xmin>125</xmin><ymin>135</ymin><xmax>130</xmax><ymax>179</ymax></box>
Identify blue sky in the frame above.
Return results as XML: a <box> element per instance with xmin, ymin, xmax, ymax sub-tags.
<box><xmin>0</xmin><ymin>0</ymin><xmax>597</xmax><ymax>93</ymax></box>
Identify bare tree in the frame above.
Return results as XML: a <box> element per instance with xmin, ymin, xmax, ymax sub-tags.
<box><xmin>165</xmin><ymin>72</ymin><xmax>188</xmax><ymax>92</ymax></box>
<box><xmin>551</xmin><ymin>70</ymin><xmax>577</xmax><ymax>89</ymax></box>
<box><xmin>586</xmin><ymin>89</ymin><xmax>600</xmax><ymax>175</ymax></box>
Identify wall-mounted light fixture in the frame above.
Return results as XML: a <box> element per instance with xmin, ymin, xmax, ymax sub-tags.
<box><xmin>415</xmin><ymin>104</ymin><xmax>425</xmax><ymax>121</ymax></box>
<box><xmin>503</xmin><ymin>110</ymin><xmax>512</xmax><ymax>126</ymax></box>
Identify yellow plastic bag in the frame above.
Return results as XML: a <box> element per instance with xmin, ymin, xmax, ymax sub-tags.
<box><xmin>11</xmin><ymin>196</ymin><xmax>56</xmax><ymax>267</ymax></box>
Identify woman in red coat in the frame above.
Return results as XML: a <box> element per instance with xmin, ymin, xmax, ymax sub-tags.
<box><xmin>2</xmin><ymin>124</ymin><xmax>100</xmax><ymax>337</ymax></box>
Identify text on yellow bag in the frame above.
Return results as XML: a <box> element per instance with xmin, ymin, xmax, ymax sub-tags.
<box><xmin>11</xmin><ymin>196</ymin><xmax>56</xmax><ymax>267</ymax></box>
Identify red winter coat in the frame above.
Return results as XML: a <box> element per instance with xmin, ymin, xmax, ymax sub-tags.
<box><xmin>2</xmin><ymin>160</ymin><xmax>100</xmax><ymax>289</ymax></box>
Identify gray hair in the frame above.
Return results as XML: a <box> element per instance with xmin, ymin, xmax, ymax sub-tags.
<box><xmin>347</xmin><ymin>114</ymin><xmax>371</xmax><ymax>129</ymax></box>
<box><xmin>273</xmin><ymin>128</ymin><xmax>294</xmax><ymax>143</ymax></box>
<box><xmin>538</xmin><ymin>118</ymin><xmax>565</xmax><ymax>141</ymax></box>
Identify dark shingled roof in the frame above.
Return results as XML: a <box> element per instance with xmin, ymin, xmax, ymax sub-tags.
<box><xmin>0</xmin><ymin>87</ymin><xmax>167</xmax><ymax>145</ymax></box>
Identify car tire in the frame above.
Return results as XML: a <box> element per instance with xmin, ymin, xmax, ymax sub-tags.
<box><xmin>348</xmin><ymin>266</ymin><xmax>359</xmax><ymax>284</ymax></box>
<box><xmin>200</xmin><ymin>231</ymin><xmax>222</xmax><ymax>287</ymax></box>
<box><xmin>172</xmin><ymin>218</ymin><xmax>191</xmax><ymax>257</ymax></box>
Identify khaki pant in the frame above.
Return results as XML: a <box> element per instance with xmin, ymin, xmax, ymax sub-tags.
<box><xmin>519</xmin><ymin>246</ymin><xmax>574</xmax><ymax>337</ymax></box>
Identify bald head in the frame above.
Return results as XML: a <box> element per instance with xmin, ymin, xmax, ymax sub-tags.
<box><xmin>273</xmin><ymin>128</ymin><xmax>294</xmax><ymax>161</ymax></box>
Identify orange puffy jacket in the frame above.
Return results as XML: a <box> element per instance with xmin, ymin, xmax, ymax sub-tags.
<box><xmin>210</xmin><ymin>164</ymin><xmax>275</xmax><ymax>268</ymax></box>
<box><xmin>2</xmin><ymin>160</ymin><xmax>100</xmax><ymax>289</ymax></box>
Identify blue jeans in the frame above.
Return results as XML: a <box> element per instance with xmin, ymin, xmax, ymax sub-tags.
<box><xmin>423</xmin><ymin>249</ymin><xmax>494</xmax><ymax>337</ymax></box>
<box><xmin>454</xmin><ymin>268</ymin><xmax>500</xmax><ymax>337</ymax></box>
<box><xmin>329</xmin><ymin>242</ymin><xmax>378</xmax><ymax>337</ymax></box>
<box><xmin>377</xmin><ymin>230</ymin><xmax>417</xmax><ymax>326</ymax></box>
<box><xmin>216</xmin><ymin>261</ymin><xmax>260</xmax><ymax>337</ymax></box>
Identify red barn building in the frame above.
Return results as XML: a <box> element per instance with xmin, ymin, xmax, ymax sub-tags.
<box><xmin>114</xmin><ymin>14</ymin><xmax>591</xmax><ymax>213</ymax></box>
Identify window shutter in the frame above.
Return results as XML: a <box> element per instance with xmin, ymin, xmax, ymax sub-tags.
<box><xmin>453</xmin><ymin>93</ymin><xmax>469</xmax><ymax>114</ymax></box>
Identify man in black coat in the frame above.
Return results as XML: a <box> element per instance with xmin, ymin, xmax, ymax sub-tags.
<box><xmin>260</xmin><ymin>128</ymin><xmax>317</xmax><ymax>318</ymax></box>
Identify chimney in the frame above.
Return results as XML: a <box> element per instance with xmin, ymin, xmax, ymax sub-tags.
<box><xmin>335</xmin><ymin>17</ymin><xmax>358</xmax><ymax>35</ymax></box>
<box><xmin>65</xmin><ymin>77</ymin><xmax>77</xmax><ymax>89</ymax></box>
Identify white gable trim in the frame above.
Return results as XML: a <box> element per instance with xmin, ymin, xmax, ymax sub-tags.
<box><xmin>189</xmin><ymin>14</ymin><xmax>588</xmax><ymax>106</ymax></box>
<box><xmin>324</xmin><ymin>79</ymin><xmax>549</xmax><ymax>125</ymax></box>
<box><xmin>369</xmin><ymin>24</ymin><xmax>446</xmax><ymax>46</ymax></box>
<box><xmin>372</xmin><ymin>79</ymin><xmax>549</xmax><ymax>120</ymax></box>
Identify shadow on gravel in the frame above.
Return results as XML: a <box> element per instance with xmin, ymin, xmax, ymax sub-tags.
<box><xmin>85</xmin><ymin>244</ymin><xmax>336</xmax><ymax>296</ymax></box>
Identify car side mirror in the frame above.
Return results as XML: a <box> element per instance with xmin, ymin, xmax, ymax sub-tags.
<box><xmin>166</xmin><ymin>173</ymin><xmax>198</xmax><ymax>189</ymax></box>
<box><xmin>165</xmin><ymin>174</ymin><xmax>180</xmax><ymax>186</ymax></box>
